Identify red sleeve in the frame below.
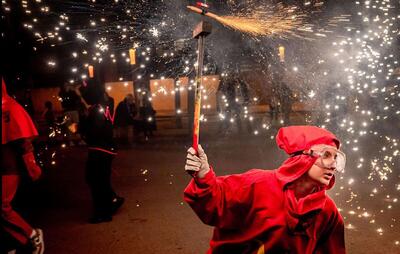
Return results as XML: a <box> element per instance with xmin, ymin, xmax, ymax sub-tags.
<box><xmin>19</xmin><ymin>138</ymin><xmax>34</xmax><ymax>154</ymax></box>
<box><xmin>315</xmin><ymin>205</ymin><xmax>346</xmax><ymax>254</ymax></box>
<box><xmin>2</xmin><ymin>99</ymin><xmax>38</xmax><ymax>144</ymax></box>
<box><xmin>183</xmin><ymin>167</ymin><xmax>257</xmax><ymax>229</ymax></box>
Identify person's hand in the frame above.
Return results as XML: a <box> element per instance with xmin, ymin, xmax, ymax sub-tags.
<box><xmin>23</xmin><ymin>152</ymin><xmax>42</xmax><ymax>181</ymax></box>
<box><xmin>185</xmin><ymin>145</ymin><xmax>210</xmax><ymax>178</ymax></box>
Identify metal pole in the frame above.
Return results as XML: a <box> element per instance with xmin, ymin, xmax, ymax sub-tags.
<box><xmin>191</xmin><ymin>20</ymin><xmax>211</xmax><ymax>152</ymax></box>
<box><xmin>192</xmin><ymin>35</ymin><xmax>206</xmax><ymax>152</ymax></box>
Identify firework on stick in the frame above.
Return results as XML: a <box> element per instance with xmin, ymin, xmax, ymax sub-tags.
<box><xmin>187</xmin><ymin>5</ymin><xmax>348</xmax><ymax>39</ymax></box>
<box><xmin>187</xmin><ymin>5</ymin><xmax>306</xmax><ymax>38</ymax></box>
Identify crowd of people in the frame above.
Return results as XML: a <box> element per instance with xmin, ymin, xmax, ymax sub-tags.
<box><xmin>29</xmin><ymin>84</ymin><xmax>157</xmax><ymax>146</ymax></box>
<box><xmin>114</xmin><ymin>93</ymin><xmax>156</xmax><ymax>143</ymax></box>
<box><xmin>13</xmin><ymin>74</ymin><xmax>299</xmax><ymax>147</ymax></box>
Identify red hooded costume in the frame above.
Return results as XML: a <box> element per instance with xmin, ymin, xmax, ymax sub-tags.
<box><xmin>2</xmin><ymin>78</ymin><xmax>42</xmax><ymax>248</ymax></box>
<box><xmin>184</xmin><ymin>126</ymin><xmax>346</xmax><ymax>254</ymax></box>
<box><xmin>2</xmin><ymin>78</ymin><xmax>38</xmax><ymax>145</ymax></box>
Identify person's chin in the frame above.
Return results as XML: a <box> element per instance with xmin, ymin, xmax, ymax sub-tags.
<box><xmin>320</xmin><ymin>176</ymin><xmax>332</xmax><ymax>186</ymax></box>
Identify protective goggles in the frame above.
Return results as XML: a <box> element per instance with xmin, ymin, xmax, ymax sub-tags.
<box><xmin>292</xmin><ymin>145</ymin><xmax>346</xmax><ymax>173</ymax></box>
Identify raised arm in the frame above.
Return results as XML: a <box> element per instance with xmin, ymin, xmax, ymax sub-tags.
<box><xmin>184</xmin><ymin>145</ymin><xmax>253</xmax><ymax>229</ymax></box>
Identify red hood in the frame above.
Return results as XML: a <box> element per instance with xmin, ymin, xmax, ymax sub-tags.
<box><xmin>275</xmin><ymin>125</ymin><xmax>340</xmax><ymax>190</ymax></box>
<box><xmin>2</xmin><ymin>78</ymin><xmax>11</xmax><ymax>102</ymax></box>
<box><xmin>2</xmin><ymin>78</ymin><xmax>38</xmax><ymax>144</ymax></box>
<box><xmin>274</xmin><ymin>125</ymin><xmax>341</xmax><ymax>223</ymax></box>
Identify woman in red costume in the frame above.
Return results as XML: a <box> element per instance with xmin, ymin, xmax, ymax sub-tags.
<box><xmin>1</xmin><ymin>79</ymin><xmax>44</xmax><ymax>254</ymax></box>
<box><xmin>184</xmin><ymin>125</ymin><xmax>346</xmax><ymax>253</ymax></box>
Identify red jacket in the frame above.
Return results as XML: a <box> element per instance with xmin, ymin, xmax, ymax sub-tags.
<box><xmin>2</xmin><ymin>78</ymin><xmax>38</xmax><ymax>145</ymax></box>
<box><xmin>184</xmin><ymin>126</ymin><xmax>346</xmax><ymax>254</ymax></box>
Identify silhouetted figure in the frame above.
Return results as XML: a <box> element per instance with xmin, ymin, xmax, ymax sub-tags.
<box><xmin>217</xmin><ymin>75</ymin><xmax>242</xmax><ymax>134</ymax></box>
<box><xmin>59</xmin><ymin>84</ymin><xmax>84</xmax><ymax>145</ymax></box>
<box><xmin>114</xmin><ymin>94</ymin><xmax>137</xmax><ymax>143</ymax></box>
<box><xmin>79</xmin><ymin>81</ymin><xmax>124</xmax><ymax>224</ymax></box>
<box><xmin>269</xmin><ymin>93</ymin><xmax>279</xmax><ymax>125</ymax></box>
<box><xmin>236</xmin><ymin>76</ymin><xmax>252</xmax><ymax>133</ymax></box>
<box><xmin>41</xmin><ymin>101</ymin><xmax>55</xmax><ymax>137</ymax></box>
<box><xmin>43</xmin><ymin>101</ymin><xmax>55</xmax><ymax>126</ymax></box>
<box><xmin>138</xmin><ymin>97</ymin><xmax>156</xmax><ymax>140</ymax></box>
<box><xmin>279</xmin><ymin>82</ymin><xmax>293</xmax><ymax>125</ymax></box>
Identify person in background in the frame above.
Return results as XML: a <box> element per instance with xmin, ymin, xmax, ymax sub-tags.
<box><xmin>1</xmin><ymin>78</ymin><xmax>44</xmax><ymax>254</ymax></box>
<box><xmin>217</xmin><ymin>75</ymin><xmax>242</xmax><ymax>134</ymax></box>
<box><xmin>234</xmin><ymin>74</ymin><xmax>252</xmax><ymax>134</ymax></box>
<box><xmin>104</xmin><ymin>92</ymin><xmax>115</xmax><ymax>117</ymax></box>
<box><xmin>114</xmin><ymin>94</ymin><xmax>137</xmax><ymax>144</ymax></box>
<box><xmin>139</xmin><ymin>95</ymin><xmax>156</xmax><ymax>140</ymax></box>
<box><xmin>269</xmin><ymin>93</ymin><xmax>279</xmax><ymax>125</ymax></box>
<box><xmin>79</xmin><ymin>80</ymin><xmax>124</xmax><ymax>224</ymax></box>
<box><xmin>279</xmin><ymin>81</ymin><xmax>293</xmax><ymax>125</ymax></box>
<box><xmin>58</xmin><ymin>84</ymin><xmax>83</xmax><ymax>146</ymax></box>
<box><xmin>184</xmin><ymin>125</ymin><xmax>346</xmax><ymax>254</ymax></box>
<box><xmin>41</xmin><ymin>101</ymin><xmax>55</xmax><ymax>136</ymax></box>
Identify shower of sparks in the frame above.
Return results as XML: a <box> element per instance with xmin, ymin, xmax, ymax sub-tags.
<box><xmin>210</xmin><ymin>6</ymin><xmax>307</xmax><ymax>38</ymax></box>
<box><xmin>297</xmin><ymin>0</ymin><xmax>399</xmax><ymax>245</ymax></box>
<box><xmin>190</xmin><ymin>3</ymin><xmax>349</xmax><ymax>39</ymax></box>
<box><xmin>213</xmin><ymin>6</ymin><xmax>348</xmax><ymax>39</ymax></box>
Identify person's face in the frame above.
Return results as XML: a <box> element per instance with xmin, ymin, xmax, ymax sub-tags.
<box><xmin>307</xmin><ymin>145</ymin><xmax>338</xmax><ymax>186</ymax></box>
<box><xmin>307</xmin><ymin>163</ymin><xmax>335</xmax><ymax>186</ymax></box>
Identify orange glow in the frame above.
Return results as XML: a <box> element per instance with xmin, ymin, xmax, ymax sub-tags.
<box><xmin>129</xmin><ymin>48</ymin><xmax>136</xmax><ymax>65</ymax></box>
<box><xmin>278</xmin><ymin>46</ymin><xmax>285</xmax><ymax>62</ymax></box>
<box><xmin>88</xmin><ymin>65</ymin><xmax>94</xmax><ymax>78</ymax></box>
